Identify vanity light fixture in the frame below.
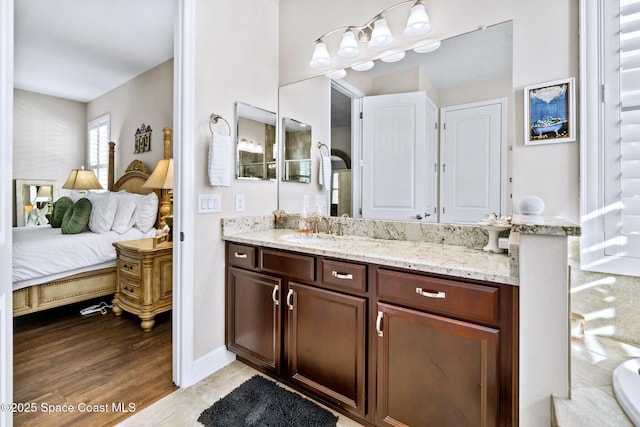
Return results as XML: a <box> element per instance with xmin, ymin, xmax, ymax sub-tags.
<box><xmin>413</xmin><ymin>40</ymin><xmax>441</xmax><ymax>53</ymax></box>
<box><xmin>380</xmin><ymin>51</ymin><xmax>406</xmax><ymax>63</ymax></box>
<box><xmin>325</xmin><ymin>69</ymin><xmax>347</xmax><ymax>80</ymax></box>
<box><xmin>309</xmin><ymin>0</ymin><xmax>433</xmax><ymax>70</ymax></box>
<box><xmin>351</xmin><ymin>61</ymin><xmax>375</xmax><ymax>72</ymax></box>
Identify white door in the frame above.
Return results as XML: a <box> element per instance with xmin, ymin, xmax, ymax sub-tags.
<box><xmin>362</xmin><ymin>91</ymin><xmax>437</xmax><ymax>221</ymax></box>
<box><xmin>0</xmin><ymin>1</ymin><xmax>13</xmax><ymax>424</ymax></box>
<box><xmin>440</xmin><ymin>100</ymin><xmax>505</xmax><ymax>224</ymax></box>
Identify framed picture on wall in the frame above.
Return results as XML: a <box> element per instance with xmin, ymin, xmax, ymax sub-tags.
<box><xmin>524</xmin><ymin>77</ymin><xmax>575</xmax><ymax>145</ymax></box>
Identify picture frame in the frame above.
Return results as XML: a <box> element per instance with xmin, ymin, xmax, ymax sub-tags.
<box><xmin>524</xmin><ymin>77</ymin><xmax>575</xmax><ymax>145</ymax></box>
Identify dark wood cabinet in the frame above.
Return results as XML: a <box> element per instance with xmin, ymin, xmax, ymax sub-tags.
<box><xmin>226</xmin><ymin>267</ymin><xmax>281</xmax><ymax>373</ymax></box>
<box><xmin>375</xmin><ymin>302</ymin><xmax>499</xmax><ymax>427</ymax></box>
<box><xmin>287</xmin><ymin>282</ymin><xmax>366</xmax><ymax>417</ymax></box>
<box><xmin>225</xmin><ymin>242</ymin><xmax>518</xmax><ymax>427</ymax></box>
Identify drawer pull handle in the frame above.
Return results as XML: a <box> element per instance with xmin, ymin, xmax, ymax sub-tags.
<box><xmin>286</xmin><ymin>289</ymin><xmax>294</xmax><ymax>311</ymax></box>
<box><xmin>416</xmin><ymin>288</ymin><xmax>446</xmax><ymax>299</ymax></box>
<box><xmin>272</xmin><ymin>285</ymin><xmax>279</xmax><ymax>306</ymax></box>
<box><xmin>376</xmin><ymin>311</ymin><xmax>384</xmax><ymax>337</ymax></box>
<box><xmin>331</xmin><ymin>271</ymin><xmax>353</xmax><ymax>280</ymax></box>
<box><xmin>123</xmin><ymin>263</ymin><xmax>133</xmax><ymax>271</ymax></box>
<box><xmin>234</xmin><ymin>252</ymin><xmax>248</xmax><ymax>259</ymax></box>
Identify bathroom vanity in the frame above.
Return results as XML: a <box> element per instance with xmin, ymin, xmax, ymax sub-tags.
<box><xmin>223</xmin><ymin>220</ymin><xmax>525</xmax><ymax>426</ymax></box>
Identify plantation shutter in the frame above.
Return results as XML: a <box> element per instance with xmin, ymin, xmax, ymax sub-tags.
<box><xmin>88</xmin><ymin>114</ymin><xmax>110</xmax><ymax>190</ymax></box>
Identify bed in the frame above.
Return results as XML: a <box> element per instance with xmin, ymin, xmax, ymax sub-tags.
<box><xmin>12</xmin><ymin>128</ymin><xmax>172</xmax><ymax>317</ymax></box>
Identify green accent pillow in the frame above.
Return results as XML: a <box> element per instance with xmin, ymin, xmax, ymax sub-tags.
<box><xmin>50</xmin><ymin>196</ymin><xmax>73</xmax><ymax>228</ymax></box>
<box><xmin>61</xmin><ymin>198</ymin><xmax>92</xmax><ymax>234</ymax></box>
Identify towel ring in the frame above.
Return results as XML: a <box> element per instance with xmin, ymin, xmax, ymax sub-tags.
<box><xmin>209</xmin><ymin>113</ymin><xmax>231</xmax><ymax>136</ymax></box>
<box><xmin>318</xmin><ymin>141</ymin><xmax>329</xmax><ymax>156</ymax></box>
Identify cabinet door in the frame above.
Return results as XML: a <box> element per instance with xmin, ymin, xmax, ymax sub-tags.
<box><xmin>287</xmin><ymin>282</ymin><xmax>366</xmax><ymax>418</ymax></box>
<box><xmin>376</xmin><ymin>302</ymin><xmax>499</xmax><ymax>427</ymax></box>
<box><xmin>227</xmin><ymin>267</ymin><xmax>281</xmax><ymax>374</ymax></box>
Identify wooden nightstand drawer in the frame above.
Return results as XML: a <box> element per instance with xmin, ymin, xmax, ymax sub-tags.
<box><xmin>120</xmin><ymin>277</ymin><xmax>142</xmax><ymax>301</ymax></box>
<box><xmin>119</xmin><ymin>254</ymin><xmax>141</xmax><ymax>278</ymax></box>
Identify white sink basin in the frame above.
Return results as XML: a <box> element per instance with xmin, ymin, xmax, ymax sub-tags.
<box><xmin>279</xmin><ymin>233</ymin><xmax>334</xmax><ymax>244</ymax></box>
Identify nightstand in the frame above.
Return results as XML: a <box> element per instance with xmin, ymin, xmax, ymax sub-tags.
<box><xmin>112</xmin><ymin>238</ymin><xmax>172</xmax><ymax>332</ymax></box>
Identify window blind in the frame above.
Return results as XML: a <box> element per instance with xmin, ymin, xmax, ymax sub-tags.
<box><xmin>88</xmin><ymin>114</ymin><xmax>110</xmax><ymax>190</ymax></box>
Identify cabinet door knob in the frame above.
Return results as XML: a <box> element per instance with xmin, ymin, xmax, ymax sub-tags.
<box><xmin>416</xmin><ymin>288</ymin><xmax>446</xmax><ymax>299</ymax></box>
<box><xmin>376</xmin><ymin>311</ymin><xmax>384</xmax><ymax>337</ymax></box>
<box><xmin>286</xmin><ymin>289</ymin><xmax>294</xmax><ymax>311</ymax></box>
<box><xmin>331</xmin><ymin>271</ymin><xmax>353</xmax><ymax>280</ymax></box>
<box><xmin>272</xmin><ymin>285</ymin><xmax>279</xmax><ymax>306</ymax></box>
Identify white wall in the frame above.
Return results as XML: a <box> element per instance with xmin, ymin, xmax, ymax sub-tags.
<box><xmin>87</xmin><ymin>59</ymin><xmax>174</xmax><ymax>178</ymax></box>
<box><xmin>279</xmin><ymin>0</ymin><xmax>579</xmax><ymax>223</ymax></box>
<box><xmin>12</xmin><ymin>89</ymin><xmax>86</xmax><ymax>200</ymax></box>
<box><xmin>192</xmin><ymin>0</ymin><xmax>279</xmax><ymax>359</ymax></box>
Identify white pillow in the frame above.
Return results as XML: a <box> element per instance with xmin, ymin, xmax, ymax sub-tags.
<box><xmin>134</xmin><ymin>192</ymin><xmax>158</xmax><ymax>233</ymax></box>
<box><xmin>86</xmin><ymin>192</ymin><xmax>117</xmax><ymax>233</ymax></box>
<box><xmin>111</xmin><ymin>191</ymin><xmax>138</xmax><ymax>233</ymax></box>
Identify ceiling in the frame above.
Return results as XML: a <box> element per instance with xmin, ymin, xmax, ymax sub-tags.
<box><xmin>14</xmin><ymin>0</ymin><xmax>175</xmax><ymax>103</ymax></box>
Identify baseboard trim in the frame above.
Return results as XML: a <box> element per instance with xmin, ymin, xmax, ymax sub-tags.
<box><xmin>186</xmin><ymin>345</ymin><xmax>236</xmax><ymax>387</ymax></box>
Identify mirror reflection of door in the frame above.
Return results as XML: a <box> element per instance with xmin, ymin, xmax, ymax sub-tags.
<box><xmin>362</xmin><ymin>91</ymin><xmax>437</xmax><ymax>221</ymax></box>
<box><xmin>440</xmin><ymin>99</ymin><xmax>505</xmax><ymax>223</ymax></box>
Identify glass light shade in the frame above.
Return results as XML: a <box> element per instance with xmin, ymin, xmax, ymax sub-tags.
<box><xmin>351</xmin><ymin>61</ymin><xmax>375</xmax><ymax>71</ymax></box>
<box><xmin>380</xmin><ymin>51</ymin><xmax>406</xmax><ymax>63</ymax></box>
<box><xmin>368</xmin><ymin>18</ymin><xmax>394</xmax><ymax>49</ymax></box>
<box><xmin>326</xmin><ymin>69</ymin><xmax>347</xmax><ymax>79</ymax></box>
<box><xmin>413</xmin><ymin>40</ymin><xmax>441</xmax><ymax>53</ymax></box>
<box><xmin>144</xmin><ymin>158</ymin><xmax>174</xmax><ymax>189</ymax></box>
<box><xmin>403</xmin><ymin>4</ymin><xmax>432</xmax><ymax>38</ymax></box>
<box><xmin>309</xmin><ymin>42</ymin><xmax>331</xmax><ymax>69</ymax></box>
<box><xmin>337</xmin><ymin>30</ymin><xmax>360</xmax><ymax>58</ymax></box>
<box><xmin>62</xmin><ymin>168</ymin><xmax>103</xmax><ymax>190</ymax></box>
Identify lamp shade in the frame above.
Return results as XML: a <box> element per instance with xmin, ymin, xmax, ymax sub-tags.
<box><xmin>403</xmin><ymin>4</ymin><xmax>432</xmax><ymax>38</ymax></box>
<box><xmin>309</xmin><ymin>42</ymin><xmax>331</xmax><ymax>69</ymax></box>
<box><xmin>144</xmin><ymin>158</ymin><xmax>174</xmax><ymax>189</ymax></box>
<box><xmin>368</xmin><ymin>18</ymin><xmax>394</xmax><ymax>49</ymax></box>
<box><xmin>62</xmin><ymin>168</ymin><xmax>103</xmax><ymax>190</ymax></box>
<box><xmin>337</xmin><ymin>30</ymin><xmax>360</xmax><ymax>58</ymax></box>
<box><xmin>35</xmin><ymin>186</ymin><xmax>52</xmax><ymax>199</ymax></box>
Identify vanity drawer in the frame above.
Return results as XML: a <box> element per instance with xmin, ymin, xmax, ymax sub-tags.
<box><xmin>320</xmin><ymin>258</ymin><xmax>366</xmax><ymax>293</ymax></box>
<box><xmin>260</xmin><ymin>249</ymin><xmax>315</xmax><ymax>282</ymax></box>
<box><xmin>228</xmin><ymin>243</ymin><xmax>257</xmax><ymax>269</ymax></box>
<box><xmin>119</xmin><ymin>254</ymin><xmax>141</xmax><ymax>278</ymax></box>
<box><xmin>376</xmin><ymin>268</ymin><xmax>499</xmax><ymax>325</ymax></box>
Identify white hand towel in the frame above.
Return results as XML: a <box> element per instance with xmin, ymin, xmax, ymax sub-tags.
<box><xmin>208</xmin><ymin>133</ymin><xmax>232</xmax><ymax>187</ymax></box>
<box><xmin>319</xmin><ymin>155</ymin><xmax>332</xmax><ymax>188</ymax></box>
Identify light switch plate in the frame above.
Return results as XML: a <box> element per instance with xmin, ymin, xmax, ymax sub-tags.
<box><xmin>198</xmin><ymin>194</ymin><xmax>221</xmax><ymax>213</ymax></box>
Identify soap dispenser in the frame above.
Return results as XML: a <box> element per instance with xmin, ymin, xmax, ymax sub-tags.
<box><xmin>298</xmin><ymin>208</ymin><xmax>309</xmax><ymax>233</ymax></box>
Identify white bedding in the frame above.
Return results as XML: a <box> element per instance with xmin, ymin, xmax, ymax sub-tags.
<box><xmin>12</xmin><ymin>225</ymin><xmax>156</xmax><ymax>291</ymax></box>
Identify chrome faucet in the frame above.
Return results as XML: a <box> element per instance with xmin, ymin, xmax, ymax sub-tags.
<box><xmin>316</xmin><ymin>216</ymin><xmax>332</xmax><ymax>235</ymax></box>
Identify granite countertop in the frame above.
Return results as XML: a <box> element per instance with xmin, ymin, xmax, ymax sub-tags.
<box><xmin>222</xmin><ymin>228</ymin><xmax>518</xmax><ymax>286</ymax></box>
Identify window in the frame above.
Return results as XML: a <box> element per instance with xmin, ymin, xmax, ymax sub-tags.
<box><xmin>88</xmin><ymin>114</ymin><xmax>110</xmax><ymax>190</ymax></box>
<box><xmin>581</xmin><ymin>0</ymin><xmax>640</xmax><ymax>276</ymax></box>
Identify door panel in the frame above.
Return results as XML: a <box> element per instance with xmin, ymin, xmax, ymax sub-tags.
<box><xmin>441</xmin><ymin>100</ymin><xmax>504</xmax><ymax>223</ymax></box>
<box><xmin>362</xmin><ymin>91</ymin><xmax>436</xmax><ymax>221</ymax></box>
<box><xmin>376</xmin><ymin>302</ymin><xmax>499</xmax><ymax>427</ymax></box>
<box><xmin>288</xmin><ymin>282</ymin><xmax>366</xmax><ymax>417</ymax></box>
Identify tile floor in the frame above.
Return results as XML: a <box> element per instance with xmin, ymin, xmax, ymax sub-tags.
<box><xmin>553</xmin><ymin>335</ymin><xmax>640</xmax><ymax>426</ymax></box>
<box><xmin>117</xmin><ymin>336</ymin><xmax>640</xmax><ymax>426</ymax></box>
<box><xmin>117</xmin><ymin>360</ymin><xmax>364</xmax><ymax>426</ymax></box>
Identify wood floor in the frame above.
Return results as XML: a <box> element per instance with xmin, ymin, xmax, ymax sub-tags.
<box><xmin>13</xmin><ymin>298</ymin><xmax>176</xmax><ymax>427</ymax></box>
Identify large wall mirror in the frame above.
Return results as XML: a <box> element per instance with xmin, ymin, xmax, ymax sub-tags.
<box><xmin>278</xmin><ymin>21</ymin><xmax>513</xmax><ymax>224</ymax></box>
<box><xmin>236</xmin><ymin>102</ymin><xmax>277</xmax><ymax>180</ymax></box>
<box><xmin>14</xmin><ymin>179</ymin><xmax>58</xmax><ymax>226</ymax></box>
<box><xmin>282</xmin><ymin>117</ymin><xmax>312</xmax><ymax>183</ymax></box>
